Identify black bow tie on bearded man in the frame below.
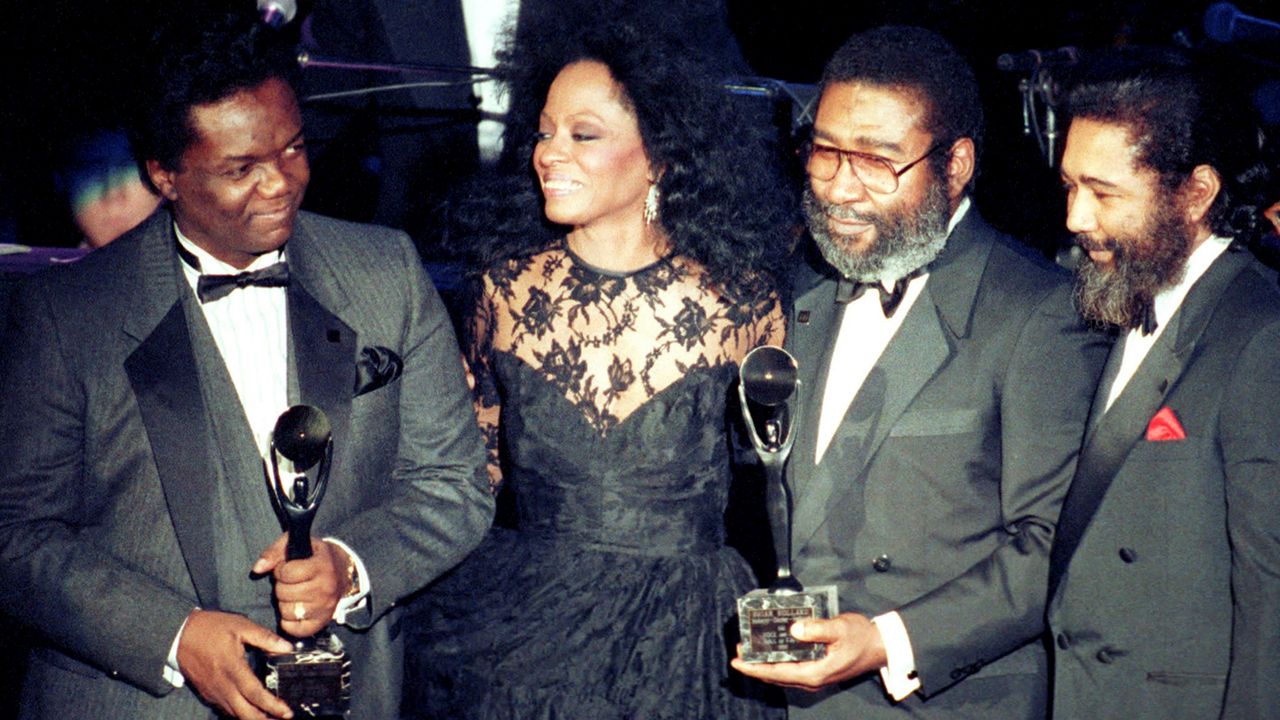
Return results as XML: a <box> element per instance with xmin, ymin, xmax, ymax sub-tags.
<box><xmin>834</xmin><ymin>269</ymin><xmax>923</xmax><ymax>318</ymax></box>
<box><xmin>1134</xmin><ymin>297</ymin><xmax>1158</xmax><ymax>336</ymax></box>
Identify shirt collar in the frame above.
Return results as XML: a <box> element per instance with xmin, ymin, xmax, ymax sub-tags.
<box><xmin>947</xmin><ymin>196</ymin><xmax>972</xmax><ymax>236</ymax></box>
<box><xmin>1150</xmin><ymin>234</ymin><xmax>1231</xmax><ymax>331</ymax></box>
<box><xmin>173</xmin><ymin>223</ymin><xmax>286</xmax><ymax>275</ymax></box>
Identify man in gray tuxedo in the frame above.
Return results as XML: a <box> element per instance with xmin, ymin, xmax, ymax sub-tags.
<box><xmin>0</xmin><ymin>13</ymin><xmax>492</xmax><ymax>720</ymax></box>
<box><xmin>1049</xmin><ymin>51</ymin><xmax>1280</xmax><ymax>719</ymax></box>
<box><xmin>733</xmin><ymin>26</ymin><xmax>1107</xmax><ymax>717</ymax></box>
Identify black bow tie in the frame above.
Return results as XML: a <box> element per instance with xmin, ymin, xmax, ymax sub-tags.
<box><xmin>196</xmin><ymin>263</ymin><xmax>291</xmax><ymax>303</ymax></box>
<box><xmin>835</xmin><ymin>271</ymin><xmax>920</xmax><ymax>318</ymax></box>
<box><xmin>176</xmin><ymin>241</ymin><xmax>290</xmax><ymax>303</ymax></box>
<box><xmin>1135</xmin><ymin>298</ymin><xmax>1158</xmax><ymax>336</ymax></box>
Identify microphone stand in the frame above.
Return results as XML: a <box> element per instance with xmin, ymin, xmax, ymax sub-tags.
<box><xmin>296</xmin><ymin>51</ymin><xmax>500</xmax><ymax>103</ymax></box>
<box><xmin>1014</xmin><ymin>64</ymin><xmax>1067</xmax><ymax>168</ymax></box>
<box><xmin>295</xmin><ymin>51</ymin><xmax>817</xmax><ymax>124</ymax></box>
<box><xmin>297</xmin><ymin>51</ymin><xmax>497</xmax><ymax>79</ymax></box>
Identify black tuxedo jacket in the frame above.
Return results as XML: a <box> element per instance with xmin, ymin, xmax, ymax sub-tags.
<box><xmin>1048</xmin><ymin>246</ymin><xmax>1280</xmax><ymax>719</ymax></box>
<box><xmin>784</xmin><ymin>209</ymin><xmax>1108</xmax><ymax>718</ymax></box>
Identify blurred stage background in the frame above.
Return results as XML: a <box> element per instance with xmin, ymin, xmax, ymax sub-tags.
<box><xmin>1</xmin><ymin>0</ymin><xmax>1277</xmax><ymax>260</ymax></box>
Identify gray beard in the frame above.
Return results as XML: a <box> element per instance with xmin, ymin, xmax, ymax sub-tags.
<box><xmin>803</xmin><ymin>182</ymin><xmax>950</xmax><ymax>284</ymax></box>
<box><xmin>1073</xmin><ymin>197</ymin><xmax>1194</xmax><ymax>331</ymax></box>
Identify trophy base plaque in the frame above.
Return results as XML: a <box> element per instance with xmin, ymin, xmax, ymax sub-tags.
<box><xmin>262</xmin><ymin>632</ymin><xmax>351</xmax><ymax>718</ymax></box>
<box><xmin>736</xmin><ymin>586</ymin><xmax>839</xmax><ymax>663</ymax></box>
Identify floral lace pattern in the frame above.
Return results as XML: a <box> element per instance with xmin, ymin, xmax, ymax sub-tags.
<box><xmin>466</xmin><ymin>239</ymin><xmax>783</xmax><ymax>490</ymax></box>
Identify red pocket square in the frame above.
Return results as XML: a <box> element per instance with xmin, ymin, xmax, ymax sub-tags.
<box><xmin>1146</xmin><ymin>406</ymin><xmax>1187</xmax><ymax>441</ymax></box>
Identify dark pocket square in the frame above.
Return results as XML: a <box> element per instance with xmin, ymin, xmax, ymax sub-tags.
<box><xmin>354</xmin><ymin>346</ymin><xmax>403</xmax><ymax>397</ymax></box>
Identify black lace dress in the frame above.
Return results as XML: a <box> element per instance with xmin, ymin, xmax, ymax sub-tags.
<box><xmin>403</xmin><ymin>240</ymin><xmax>785</xmax><ymax>719</ymax></box>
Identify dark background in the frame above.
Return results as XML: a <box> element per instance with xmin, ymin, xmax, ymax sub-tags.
<box><xmin>2</xmin><ymin>0</ymin><xmax>1277</xmax><ymax>258</ymax></box>
<box><xmin>0</xmin><ymin>1</ymin><xmax>1277</xmax><ymax>715</ymax></box>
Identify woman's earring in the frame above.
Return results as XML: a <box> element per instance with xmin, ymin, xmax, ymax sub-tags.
<box><xmin>644</xmin><ymin>183</ymin><xmax>660</xmax><ymax>225</ymax></box>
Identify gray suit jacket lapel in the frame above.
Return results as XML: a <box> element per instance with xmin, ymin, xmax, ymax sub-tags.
<box><xmin>286</xmin><ymin>220</ymin><xmax>356</xmax><ymax>481</ymax></box>
<box><xmin>1049</xmin><ymin>248</ymin><xmax>1252</xmax><ymax>596</ymax></box>
<box><xmin>122</xmin><ymin>213</ymin><xmax>221</xmax><ymax>608</ymax></box>
<box><xmin>788</xmin><ymin>213</ymin><xmax>989</xmax><ymax>555</ymax></box>
<box><xmin>182</xmin><ymin>286</ymin><xmax>285</xmax><ymax>581</ymax></box>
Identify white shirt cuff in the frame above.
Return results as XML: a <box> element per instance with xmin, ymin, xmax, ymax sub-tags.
<box><xmin>324</xmin><ymin>537</ymin><xmax>369</xmax><ymax>625</ymax></box>
<box><xmin>164</xmin><ymin>611</ymin><xmax>195</xmax><ymax>688</ymax></box>
<box><xmin>872</xmin><ymin>611</ymin><xmax>921</xmax><ymax>701</ymax></box>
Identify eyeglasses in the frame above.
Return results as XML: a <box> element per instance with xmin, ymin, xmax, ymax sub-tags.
<box><xmin>803</xmin><ymin>140</ymin><xmax>945</xmax><ymax>193</ymax></box>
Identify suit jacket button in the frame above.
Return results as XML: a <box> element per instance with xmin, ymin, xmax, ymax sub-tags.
<box><xmin>1096</xmin><ymin>647</ymin><xmax>1117</xmax><ymax>664</ymax></box>
<box><xmin>1056</xmin><ymin>632</ymin><xmax>1071</xmax><ymax>650</ymax></box>
<box><xmin>872</xmin><ymin>555</ymin><xmax>892</xmax><ymax>572</ymax></box>
<box><xmin>950</xmin><ymin>668</ymin><xmax>964</xmax><ymax>680</ymax></box>
<box><xmin>1118</xmin><ymin>547</ymin><xmax>1137</xmax><ymax>563</ymax></box>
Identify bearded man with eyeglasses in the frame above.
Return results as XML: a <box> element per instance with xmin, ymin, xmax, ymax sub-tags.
<box><xmin>733</xmin><ymin>26</ymin><xmax>1109</xmax><ymax>719</ymax></box>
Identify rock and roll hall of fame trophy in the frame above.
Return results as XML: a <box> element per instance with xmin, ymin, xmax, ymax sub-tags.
<box><xmin>261</xmin><ymin>405</ymin><xmax>352</xmax><ymax>717</ymax></box>
<box><xmin>736</xmin><ymin>346</ymin><xmax>838</xmax><ymax>663</ymax></box>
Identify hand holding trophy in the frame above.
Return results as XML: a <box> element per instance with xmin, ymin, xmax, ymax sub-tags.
<box><xmin>736</xmin><ymin>347</ymin><xmax>838</xmax><ymax>663</ymax></box>
<box><xmin>262</xmin><ymin>405</ymin><xmax>352</xmax><ymax>717</ymax></box>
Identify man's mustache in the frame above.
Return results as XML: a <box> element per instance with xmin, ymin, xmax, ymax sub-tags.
<box><xmin>1075</xmin><ymin>234</ymin><xmax>1119</xmax><ymax>253</ymax></box>
<box><xmin>825</xmin><ymin>203</ymin><xmax>874</xmax><ymax>224</ymax></box>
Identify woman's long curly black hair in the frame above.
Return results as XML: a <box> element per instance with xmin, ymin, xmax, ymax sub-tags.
<box><xmin>447</xmin><ymin>13</ymin><xmax>797</xmax><ymax>293</ymax></box>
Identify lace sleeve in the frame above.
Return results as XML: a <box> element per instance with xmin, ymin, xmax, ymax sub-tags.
<box><xmin>728</xmin><ymin>273</ymin><xmax>786</xmax><ymax>360</ymax></box>
<box><xmin>464</xmin><ymin>275</ymin><xmax>504</xmax><ymax>493</ymax></box>
<box><xmin>753</xmin><ymin>289</ymin><xmax>786</xmax><ymax>350</ymax></box>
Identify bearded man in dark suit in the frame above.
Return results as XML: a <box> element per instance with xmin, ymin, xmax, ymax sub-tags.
<box><xmin>0</xmin><ymin>13</ymin><xmax>492</xmax><ymax>719</ymax></box>
<box><xmin>733</xmin><ymin>26</ymin><xmax>1108</xmax><ymax>718</ymax></box>
<box><xmin>1050</xmin><ymin>50</ymin><xmax>1280</xmax><ymax>719</ymax></box>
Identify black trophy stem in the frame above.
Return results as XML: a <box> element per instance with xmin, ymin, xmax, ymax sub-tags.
<box><xmin>761</xmin><ymin>443</ymin><xmax>802</xmax><ymax>591</ymax></box>
<box><xmin>738</xmin><ymin>346</ymin><xmax>803</xmax><ymax>592</ymax></box>
<box><xmin>285</xmin><ymin>476</ymin><xmax>314</xmax><ymax>561</ymax></box>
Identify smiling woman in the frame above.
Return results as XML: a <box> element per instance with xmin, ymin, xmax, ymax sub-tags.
<box><xmin>533</xmin><ymin>60</ymin><xmax>655</xmax><ymax>265</ymax></box>
<box><xmin>401</xmin><ymin>19</ymin><xmax>793</xmax><ymax>720</ymax></box>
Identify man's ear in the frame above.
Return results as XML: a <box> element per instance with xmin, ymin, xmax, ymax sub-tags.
<box><xmin>945</xmin><ymin>137</ymin><xmax>976</xmax><ymax>203</ymax></box>
<box><xmin>146</xmin><ymin>159</ymin><xmax>180</xmax><ymax>202</ymax></box>
<box><xmin>1182</xmin><ymin>164</ymin><xmax>1222</xmax><ymax>229</ymax></box>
